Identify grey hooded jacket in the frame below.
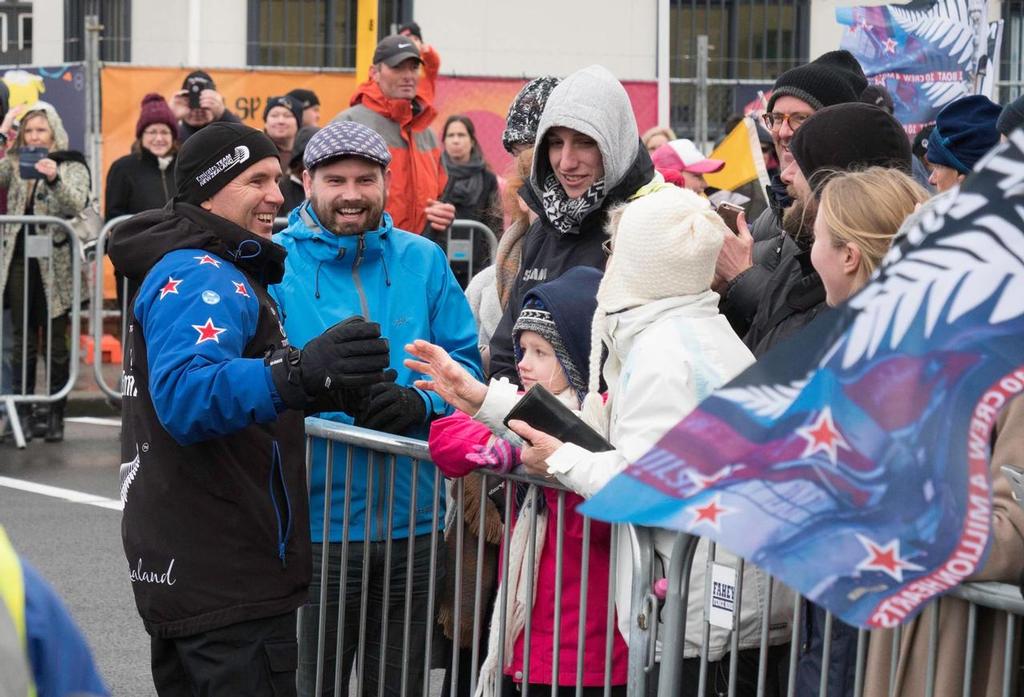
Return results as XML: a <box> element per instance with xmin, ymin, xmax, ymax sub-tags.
<box><xmin>488</xmin><ymin>65</ymin><xmax>655</xmax><ymax>381</ymax></box>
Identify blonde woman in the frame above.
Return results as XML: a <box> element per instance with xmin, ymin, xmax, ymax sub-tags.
<box><xmin>810</xmin><ymin>167</ymin><xmax>929</xmax><ymax>306</ymax></box>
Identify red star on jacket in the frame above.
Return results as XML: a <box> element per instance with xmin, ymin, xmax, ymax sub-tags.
<box><xmin>192</xmin><ymin>318</ymin><xmax>226</xmax><ymax>344</ymax></box>
<box><xmin>159</xmin><ymin>276</ymin><xmax>181</xmax><ymax>300</ymax></box>
<box><xmin>796</xmin><ymin>407</ymin><xmax>851</xmax><ymax>465</ymax></box>
<box><xmin>233</xmin><ymin>281</ymin><xmax>250</xmax><ymax>298</ymax></box>
<box><xmin>854</xmin><ymin>534</ymin><xmax>924</xmax><ymax>583</ymax></box>
<box><xmin>689</xmin><ymin>494</ymin><xmax>731</xmax><ymax>531</ymax></box>
<box><xmin>193</xmin><ymin>254</ymin><xmax>222</xmax><ymax>268</ymax></box>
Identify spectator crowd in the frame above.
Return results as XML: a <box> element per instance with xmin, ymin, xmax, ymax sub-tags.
<box><xmin>1</xmin><ymin>18</ymin><xmax>1023</xmax><ymax>697</ymax></box>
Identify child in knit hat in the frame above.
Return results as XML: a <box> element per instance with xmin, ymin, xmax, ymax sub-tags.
<box><xmin>509</xmin><ymin>186</ymin><xmax>795</xmax><ymax>691</ymax></box>
<box><xmin>405</xmin><ymin>266</ymin><xmax>628</xmax><ymax>697</ymax></box>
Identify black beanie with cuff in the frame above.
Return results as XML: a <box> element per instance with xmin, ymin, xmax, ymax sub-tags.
<box><xmin>175</xmin><ymin>122</ymin><xmax>280</xmax><ymax>205</ymax></box>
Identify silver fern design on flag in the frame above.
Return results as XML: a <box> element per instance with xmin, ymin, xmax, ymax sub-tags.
<box><xmin>120</xmin><ymin>445</ymin><xmax>141</xmax><ymax>504</ymax></box>
<box><xmin>716</xmin><ymin>378</ymin><xmax>810</xmax><ymax>419</ymax></box>
<box><xmin>841</xmin><ymin>199</ymin><xmax>1024</xmax><ymax>370</ymax></box>
<box><xmin>889</xmin><ymin>0</ymin><xmax>975</xmax><ymax>67</ymax></box>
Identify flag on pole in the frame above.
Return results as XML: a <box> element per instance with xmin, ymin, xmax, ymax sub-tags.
<box><xmin>580</xmin><ymin>132</ymin><xmax>1024</xmax><ymax>630</ymax></box>
<box><xmin>703</xmin><ymin>116</ymin><xmax>771</xmax><ymax>194</ymax></box>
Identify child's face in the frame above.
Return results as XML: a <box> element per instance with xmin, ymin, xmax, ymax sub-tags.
<box><xmin>517</xmin><ymin>331</ymin><xmax>570</xmax><ymax>394</ymax></box>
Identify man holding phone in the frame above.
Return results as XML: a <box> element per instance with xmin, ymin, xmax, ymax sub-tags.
<box><xmin>170</xmin><ymin>70</ymin><xmax>242</xmax><ymax>144</ymax></box>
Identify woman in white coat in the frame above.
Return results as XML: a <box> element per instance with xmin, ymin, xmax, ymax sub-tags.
<box><xmin>510</xmin><ymin>186</ymin><xmax>795</xmax><ymax>696</ymax></box>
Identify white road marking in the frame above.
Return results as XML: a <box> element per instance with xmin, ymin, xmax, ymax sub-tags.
<box><xmin>65</xmin><ymin>417</ymin><xmax>121</xmax><ymax>428</ymax></box>
<box><xmin>0</xmin><ymin>476</ymin><xmax>123</xmax><ymax>511</ymax></box>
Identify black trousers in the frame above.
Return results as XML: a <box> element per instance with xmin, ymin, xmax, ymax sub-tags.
<box><xmin>4</xmin><ymin>255</ymin><xmax>69</xmax><ymax>403</ymax></box>
<box><xmin>150</xmin><ymin>610</ymin><xmax>299</xmax><ymax>697</ymax></box>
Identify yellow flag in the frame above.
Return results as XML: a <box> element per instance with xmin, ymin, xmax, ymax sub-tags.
<box><xmin>704</xmin><ymin>117</ymin><xmax>770</xmax><ymax>193</ymax></box>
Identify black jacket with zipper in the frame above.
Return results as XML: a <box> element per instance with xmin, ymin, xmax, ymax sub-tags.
<box><xmin>109</xmin><ymin>201</ymin><xmax>311</xmax><ymax>639</ymax></box>
<box><xmin>104</xmin><ymin>148</ymin><xmax>176</xmax><ymax>220</ymax></box>
<box><xmin>487</xmin><ymin>145</ymin><xmax>655</xmax><ymax>382</ymax></box>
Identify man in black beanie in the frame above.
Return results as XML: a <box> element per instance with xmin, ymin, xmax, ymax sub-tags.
<box><xmin>744</xmin><ymin>102</ymin><xmax>912</xmax><ymax>697</ymax></box>
<box><xmin>171</xmin><ymin>69</ymin><xmax>243</xmax><ymax>143</ymax></box>
<box><xmin>715</xmin><ymin>50</ymin><xmax>868</xmax><ymax>337</ymax></box>
<box><xmin>108</xmin><ymin>122</ymin><xmax>392</xmax><ymax>695</ymax></box>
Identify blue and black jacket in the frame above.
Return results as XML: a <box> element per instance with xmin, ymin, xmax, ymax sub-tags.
<box><xmin>270</xmin><ymin>204</ymin><xmax>482</xmax><ymax>542</ymax></box>
<box><xmin>109</xmin><ymin>201</ymin><xmax>311</xmax><ymax>639</ymax></box>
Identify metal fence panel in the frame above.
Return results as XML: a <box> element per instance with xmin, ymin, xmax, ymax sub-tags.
<box><xmin>0</xmin><ymin>215</ymin><xmax>84</xmax><ymax>449</ymax></box>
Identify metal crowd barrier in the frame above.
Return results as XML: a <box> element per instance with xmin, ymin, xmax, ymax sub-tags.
<box><xmin>446</xmin><ymin>220</ymin><xmax>499</xmax><ymax>283</ymax></box>
<box><xmin>301</xmin><ymin>419</ymin><xmax>1024</xmax><ymax>697</ymax></box>
<box><xmin>0</xmin><ymin>215</ymin><xmax>84</xmax><ymax>449</ymax></box>
<box><xmin>91</xmin><ymin>214</ymin><xmax>133</xmax><ymax>402</ymax></box>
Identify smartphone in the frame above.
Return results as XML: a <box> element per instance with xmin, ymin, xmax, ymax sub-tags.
<box><xmin>716</xmin><ymin>202</ymin><xmax>744</xmax><ymax>236</ymax></box>
<box><xmin>18</xmin><ymin>146</ymin><xmax>47</xmax><ymax>180</ymax></box>
<box><xmin>186</xmin><ymin>76</ymin><xmax>210</xmax><ymax>109</ymax></box>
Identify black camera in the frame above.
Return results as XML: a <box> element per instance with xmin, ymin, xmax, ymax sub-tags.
<box><xmin>186</xmin><ymin>76</ymin><xmax>211</xmax><ymax>109</ymax></box>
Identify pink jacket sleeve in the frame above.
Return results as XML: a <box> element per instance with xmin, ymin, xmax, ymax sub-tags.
<box><xmin>428</xmin><ymin>411</ymin><xmax>495</xmax><ymax>479</ymax></box>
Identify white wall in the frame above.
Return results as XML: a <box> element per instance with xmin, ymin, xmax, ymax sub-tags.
<box><xmin>414</xmin><ymin>0</ymin><xmax>658</xmax><ymax>80</ymax></box>
<box><xmin>131</xmin><ymin>0</ymin><xmax>247</xmax><ymax>67</ymax></box>
<box><xmin>31</xmin><ymin>0</ymin><xmax>62</xmax><ymax>65</ymax></box>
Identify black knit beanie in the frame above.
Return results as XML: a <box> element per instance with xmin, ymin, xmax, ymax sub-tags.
<box><xmin>263</xmin><ymin>95</ymin><xmax>303</xmax><ymax>127</ymax></box>
<box><xmin>768</xmin><ymin>51</ymin><xmax>868</xmax><ymax>112</ymax></box>
<box><xmin>790</xmin><ymin>103</ymin><xmax>912</xmax><ymax>196</ymax></box>
<box><xmin>175</xmin><ymin>122</ymin><xmax>280</xmax><ymax>205</ymax></box>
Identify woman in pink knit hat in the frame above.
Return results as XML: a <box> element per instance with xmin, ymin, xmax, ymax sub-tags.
<box><xmin>104</xmin><ymin>93</ymin><xmax>181</xmax><ymax>313</ymax></box>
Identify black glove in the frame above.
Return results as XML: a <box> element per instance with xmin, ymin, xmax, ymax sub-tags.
<box><xmin>355</xmin><ymin>382</ymin><xmax>428</xmax><ymax>435</ymax></box>
<box><xmin>267</xmin><ymin>317</ymin><xmax>391</xmax><ymax>411</ymax></box>
<box><xmin>306</xmin><ymin>369</ymin><xmax>397</xmax><ymax>416</ymax></box>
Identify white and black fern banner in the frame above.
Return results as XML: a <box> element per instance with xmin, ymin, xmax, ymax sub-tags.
<box><xmin>836</xmin><ymin>0</ymin><xmax>1004</xmax><ymax>133</ymax></box>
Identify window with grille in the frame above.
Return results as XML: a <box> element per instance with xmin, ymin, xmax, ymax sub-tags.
<box><xmin>64</xmin><ymin>0</ymin><xmax>131</xmax><ymax>62</ymax></box>
<box><xmin>247</xmin><ymin>0</ymin><xmax>359</xmax><ymax>69</ymax></box>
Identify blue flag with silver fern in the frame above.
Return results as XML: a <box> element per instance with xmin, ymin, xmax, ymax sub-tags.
<box><xmin>581</xmin><ymin>132</ymin><xmax>1024</xmax><ymax>629</ymax></box>
<box><xmin>835</xmin><ymin>0</ymin><xmax>1003</xmax><ymax>135</ymax></box>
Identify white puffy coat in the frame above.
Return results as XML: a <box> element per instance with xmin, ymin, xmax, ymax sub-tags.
<box><xmin>546</xmin><ymin>292</ymin><xmax>795</xmax><ymax>660</ymax></box>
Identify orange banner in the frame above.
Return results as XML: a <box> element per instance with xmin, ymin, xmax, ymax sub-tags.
<box><xmin>100</xmin><ymin>65</ymin><xmax>359</xmax><ymax>207</ymax></box>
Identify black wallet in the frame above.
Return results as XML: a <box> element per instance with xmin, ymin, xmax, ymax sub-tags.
<box><xmin>502</xmin><ymin>385</ymin><xmax>614</xmax><ymax>452</ymax></box>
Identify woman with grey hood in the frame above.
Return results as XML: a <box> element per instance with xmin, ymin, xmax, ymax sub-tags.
<box><xmin>487</xmin><ymin>64</ymin><xmax>655</xmax><ymax>383</ymax></box>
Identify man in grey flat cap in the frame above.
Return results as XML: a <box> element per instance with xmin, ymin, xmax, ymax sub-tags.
<box><xmin>268</xmin><ymin>120</ymin><xmax>481</xmax><ymax>697</ymax></box>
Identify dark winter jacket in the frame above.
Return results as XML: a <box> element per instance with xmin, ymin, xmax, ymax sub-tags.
<box><xmin>279</xmin><ymin>175</ymin><xmax>306</xmax><ymax>219</ymax></box>
<box><xmin>104</xmin><ymin>148</ymin><xmax>176</xmax><ymax>219</ymax></box>
<box><xmin>429</xmin><ymin>157</ymin><xmax>501</xmax><ymax>287</ymax></box>
<box><xmin>109</xmin><ymin>201</ymin><xmax>311</xmax><ymax>639</ymax></box>
<box><xmin>742</xmin><ymin>246</ymin><xmax>827</xmax><ymax>357</ymax></box>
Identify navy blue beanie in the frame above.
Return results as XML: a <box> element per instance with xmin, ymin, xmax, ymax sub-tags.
<box><xmin>513</xmin><ymin>266</ymin><xmax>603</xmax><ymax>399</ymax></box>
<box><xmin>927</xmin><ymin>95</ymin><xmax>1002</xmax><ymax>174</ymax></box>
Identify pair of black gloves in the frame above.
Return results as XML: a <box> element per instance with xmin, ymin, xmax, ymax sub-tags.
<box><xmin>266</xmin><ymin>317</ymin><xmax>426</xmax><ymax>435</ymax></box>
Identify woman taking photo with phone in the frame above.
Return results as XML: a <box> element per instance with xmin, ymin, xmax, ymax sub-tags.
<box><xmin>0</xmin><ymin>102</ymin><xmax>90</xmax><ymax>443</ymax></box>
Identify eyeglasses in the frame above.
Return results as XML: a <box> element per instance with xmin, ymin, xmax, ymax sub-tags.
<box><xmin>761</xmin><ymin>112</ymin><xmax>812</xmax><ymax>132</ymax></box>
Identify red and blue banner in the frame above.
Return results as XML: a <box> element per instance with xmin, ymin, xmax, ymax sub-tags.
<box><xmin>836</xmin><ymin>0</ymin><xmax>1003</xmax><ymax>135</ymax></box>
<box><xmin>581</xmin><ymin>132</ymin><xmax>1024</xmax><ymax>629</ymax></box>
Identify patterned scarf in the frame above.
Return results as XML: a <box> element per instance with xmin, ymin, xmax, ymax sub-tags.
<box><xmin>540</xmin><ymin>173</ymin><xmax>606</xmax><ymax>234</ymax></box>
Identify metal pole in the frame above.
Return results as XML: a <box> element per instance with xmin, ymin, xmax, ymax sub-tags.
<box><xmin>84</xmin><ymin>15</ymin><xmax>104</xmax><ymax>197</ymax></box>
<box><xmin>657</xmin><ymin>0</ymin><xmax>671</xmax><ymax>127</ymax></box>
<box><xmin>696</xmin><ymin>35</ymin><xmax>709</xmax><ymax>152</ymax></box>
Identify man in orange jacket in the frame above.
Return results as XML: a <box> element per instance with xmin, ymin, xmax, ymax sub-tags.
<box><xmin>333</xmin><ymin>35</ymin><xmax>455</xmax><ymax>235</ymax></box>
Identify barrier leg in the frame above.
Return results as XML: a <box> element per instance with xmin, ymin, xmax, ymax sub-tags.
<box><xmin>4</xmin><ymin>397</ymin><xmax>26</xmax><ymax>449</ymax></box>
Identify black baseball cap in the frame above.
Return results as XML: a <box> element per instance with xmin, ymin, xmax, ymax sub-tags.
<box><xmin>372</xmin><ymin>35</ymin><xmax>421</xmax><ymax>67</ymax></box>
<box><xmin>182</xmin><ymin>70</ymin><xmax>215</xmax><ymax>91</ymax></box>
<box><xmin>398</xmin><ymin>22</ymin><xmax>422</xmax><ymax>40</ymax></box>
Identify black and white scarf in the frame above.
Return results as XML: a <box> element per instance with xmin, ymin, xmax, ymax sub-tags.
<box><xmin>540</xmin><ymin>173</ymin><xmax>606</xmax><ymax>234</ymax></box>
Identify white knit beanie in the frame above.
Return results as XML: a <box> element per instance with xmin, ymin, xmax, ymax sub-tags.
<box><xmin>580</xmin><ymin>187</ymin><xmax>727</xmax><ymax>432</ymax></box>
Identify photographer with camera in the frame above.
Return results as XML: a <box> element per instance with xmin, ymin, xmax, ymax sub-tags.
<box><xmin>0</xmin><ymin>102</ymin><xmax>90</xmax><ymax>444</ymax></box>
<box><xmin>171</xmin><ymin>70</ymin><xmax>241</xmax><ymax>143</ymax></box>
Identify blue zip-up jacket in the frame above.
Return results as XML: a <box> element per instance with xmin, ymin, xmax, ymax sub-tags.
<box><xmin>270</xmin><ymin>204</ymin><xmax>482</xmax><ymax>542</ymax></box>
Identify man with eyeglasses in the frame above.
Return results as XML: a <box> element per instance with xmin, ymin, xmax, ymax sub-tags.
<box><xmin>715</xmin><ymin>51</ymin><xmax>868</xmax><ymax>337</ymax></box>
